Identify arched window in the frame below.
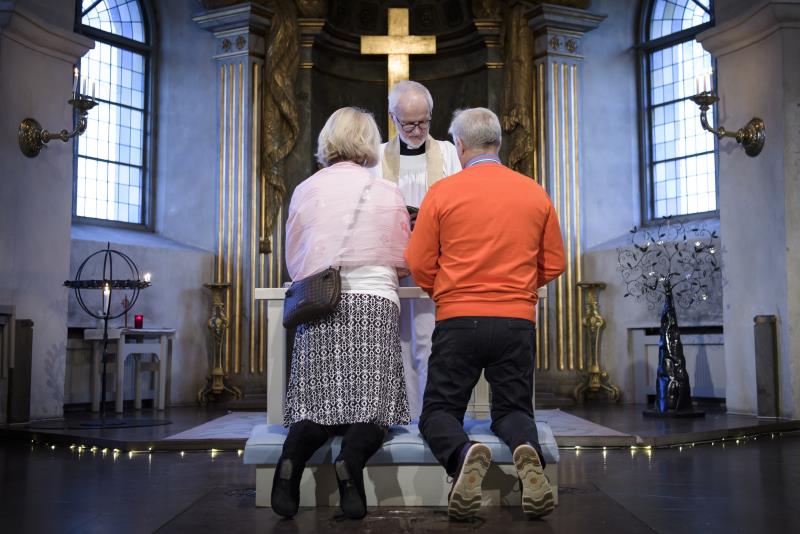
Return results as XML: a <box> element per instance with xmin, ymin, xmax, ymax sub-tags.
<box><xmin>74</xmin><ymin>0</ymin><xmax>153</xmax><ymax>226</ymax></box>
<box><xmin>640</xmin><ymin>0</ymin><xmax>715</xmax><ymax>220</ymax></box>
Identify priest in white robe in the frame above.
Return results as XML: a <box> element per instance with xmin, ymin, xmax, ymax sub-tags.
<box><xmin>375</xmin><ymin>80</ymin><xmax>462</xmax><ymax>419</ymax></box>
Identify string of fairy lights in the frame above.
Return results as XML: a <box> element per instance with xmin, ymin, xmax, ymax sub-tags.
<box><xmin>21</xmin><ymin>429</ymin><xmax>797</xmax><ymax>463</ymax></box>
<box><xmin>25</xmin><ymin>440</ymin><xmax>244</xmax><ymax>462</ymax></box>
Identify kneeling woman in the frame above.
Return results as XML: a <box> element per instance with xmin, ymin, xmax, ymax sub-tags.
<box><xmin>272</xmin><ymin>107</ymin><xmax>411</xmax><ymax>520</ymax></box>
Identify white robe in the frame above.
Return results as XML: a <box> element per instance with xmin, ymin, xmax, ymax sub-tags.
<box><xmin>375</xmin><ymin>138</ymin><xmax>461</xmax><ymax>419</ymax></box>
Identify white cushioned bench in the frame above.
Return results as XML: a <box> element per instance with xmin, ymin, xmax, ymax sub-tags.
<box><xmin>244</xmin><ymin>418</ymin><xmax>559</xmax><ymax>508</ymax></box>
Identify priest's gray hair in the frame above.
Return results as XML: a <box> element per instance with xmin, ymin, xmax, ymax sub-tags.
<box><xmin>448</xmin><ymin>107</ymin><xmax>502</xmax><ymax>150</ymax></box>
<box><xmin>388</xmin><ymin>80</ymin><xmax>433</xmax><ymax>114</ymax></box>
<box><xmin>316</xmin><ymin>107</ymin><xmax>381</xmax><ymax>167</ymax></box>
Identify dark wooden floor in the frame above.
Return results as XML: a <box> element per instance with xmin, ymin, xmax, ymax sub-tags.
<box><xmin>2</xmin><ymin>427</ymin><xmax>799</xmax><ymax>533</ymax></box>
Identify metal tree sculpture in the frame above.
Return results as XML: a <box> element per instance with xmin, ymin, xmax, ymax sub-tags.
<box><xmin>618</xmin><ymin>217</ymin><xmax>720</xmax><ymax>417</ymax></box>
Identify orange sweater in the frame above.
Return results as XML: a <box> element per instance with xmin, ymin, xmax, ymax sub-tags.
<box><xmin>405</xmin><ymin>162</ymin><xmax>566</xmax><ymax>321</ymax></box>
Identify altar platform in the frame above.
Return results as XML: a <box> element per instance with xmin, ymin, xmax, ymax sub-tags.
<box><xmin>2</xmin><ymin>403</ymin><xmax>798</xmax><ymax>452</ymax></box>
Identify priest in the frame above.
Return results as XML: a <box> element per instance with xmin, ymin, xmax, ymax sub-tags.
<box><xmin>376</xmin><ymin>80</ymin><xmax>461</xmax><ymax>419</ymax></box>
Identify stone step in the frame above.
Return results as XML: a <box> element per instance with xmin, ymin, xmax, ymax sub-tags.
<box><xmin>244</xmin><ymin>419</ymin><xmax>560</xmax><ymax>508</ymax></box>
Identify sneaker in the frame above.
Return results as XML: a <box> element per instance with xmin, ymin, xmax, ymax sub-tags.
<box><xmin>513</xmin><ymin>443</ymin><xmax>555</xmax><ymax>518</ymax></box>
<box><xmin>447</xmin><ymin>442</ymin><xmax>492</xmax><ymax>520</ymax></box>
<box><xmin>335</xmin><ymin>459</ymin><xmax>367</xmax><ymax>519</ymax></box>
<box><xmin>271</xmin><ymin>458</ymin><xmax>302</xmax><ymax>518</ymax></box>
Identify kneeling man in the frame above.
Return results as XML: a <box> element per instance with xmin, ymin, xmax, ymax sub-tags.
<box><xmin>405</xmin><ymin>107</ymin><xmax>566</xmax><ymax>520</ymax></box>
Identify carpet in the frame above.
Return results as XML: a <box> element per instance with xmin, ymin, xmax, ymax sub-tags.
<box><xmin>164</xmin><ymin>410</ymin><xmax>635</xmax><ymax>447</ymax></box>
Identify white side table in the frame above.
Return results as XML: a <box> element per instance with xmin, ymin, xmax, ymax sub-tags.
<box><xmin>84</xmin><ymin>327</ymin><xmax>175</xmax><ymax>413</ymax></box>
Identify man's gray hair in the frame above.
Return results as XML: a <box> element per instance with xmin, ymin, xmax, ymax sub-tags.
<box><xmin>388</xmin><ymin>80</ymin><xmax>433</xmax><ymax>114</ymax></box>
<box><xmin>448</xmin><ymin>107</ymin><xmax>502</xmax><ymax>150</ymax></box>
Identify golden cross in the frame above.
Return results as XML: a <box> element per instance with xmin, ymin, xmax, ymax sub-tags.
<box><xmin>360</xmin><ymin>8</ymin><xmax>436</xmax><ymax>138</ymax></box>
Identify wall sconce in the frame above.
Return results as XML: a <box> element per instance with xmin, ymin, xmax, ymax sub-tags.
<box><xmin>689</xmin><ymin>91</ymin><xmax>765</xmax><ymax>157</ymax></box>
<box><xmin>18</xmin><ymin>68</ymin><xmax>97</xmax><ymax>158</ymax></box>
<box><xmin>18</xmin><ymin>96</ymin><xmax>97</xmax><ymax>158</ymax></box>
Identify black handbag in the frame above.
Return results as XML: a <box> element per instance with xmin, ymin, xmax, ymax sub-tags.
<box><xmin>282</xmin><ymin>267</ymin><xmax>342</xmax><ymax>328</ymax></box>
<box><xmin>282</xmin><ymin>178</ymin><xmax>373</xmax><ymax>329</ymax></box>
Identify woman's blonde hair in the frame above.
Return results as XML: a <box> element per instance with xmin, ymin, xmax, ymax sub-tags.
<box><xmin>316</xmin><ymin>107</ymin><xmax>381</xmax><ymax>167</ymax></box>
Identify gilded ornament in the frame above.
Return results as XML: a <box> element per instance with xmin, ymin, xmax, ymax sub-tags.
<box><xmin>566</xmin><ymin>38</ymin><xmax>578</xmax><ymax>53</ymax></box>
<box><xmin>500</xmin><ymin>2</ymin><xmax>534</xmax><ymax>178</ymax></box>
<box><xmin>260</xmin><ymin>0</ymin><xmax>300</xmax><ymax>254</ymax></box>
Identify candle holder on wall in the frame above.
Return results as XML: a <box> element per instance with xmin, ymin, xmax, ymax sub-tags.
<box><xmin>689</xmin><ymin>91</ymin><xmax>765</xmax><ymax>157</ymax></box>
<box><xmin>18</xmin><ymin>95</ymin><xmax>98</xmax><ymax>158</ymax></box>
<box><xmin>198</xmin><ymin>282</ymin><xmax>242</xmax><ymax>404</ymax></box>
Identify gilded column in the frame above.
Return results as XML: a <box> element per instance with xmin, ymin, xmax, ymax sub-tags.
<box><xmin>527</xmin><ymin>5</ymin><xmax>604</xmax><ymax>393</ymax></box>
<box><xmin>194</xmin><ymin>3</ymin><xmax>272</xmax><ymax>391</ymax></box>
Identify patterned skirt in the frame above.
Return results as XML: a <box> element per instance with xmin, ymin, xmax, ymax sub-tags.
<box><xmin>283</xmin><ymin>292</ymin><xmax>410</xmax><ymax>427</ymax></box>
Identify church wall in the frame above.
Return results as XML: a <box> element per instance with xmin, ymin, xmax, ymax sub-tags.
<box><xmin>699</xmin><ymin>0</ymin><xmax>800</xmax><ymax>417</ymax></box>
<box><xmin>64</xmin><ymin>0</ymin><xmax>221</xmax><ymax>407</ymax></box>
<box><xmin>782</xmin><ymin>28</ymin><xmax>800</xmax><ymax>421</ymax></box>
<box><xmin>14</xmin><ymin>0</ymin><xmax>75</xmax><ymax>30</ymax></box>
<box><xmin>718</xmin><ymin>34</ymin><xmax>785</xmax><ymax>415</ymax></box>
<box><xmin>0</xmin><ymin>5</ymin><xmax>92</xmax><ymax>419</ymax></box>
<box><xmin>577</xmin><ymin>0</ymin><xmax>655</xmax><ymax>401</ymax></box>
<box><xmin>574</xmin><ymin>0</ymin><xmax>725</xmax><ymax>404</ymax></box>
<box><xmin>67</xmin><ymin>232</ymin><xmax>213</xmax><ymax>407</ymax></box>
<box><xmin>153</xmin><ymin>0</ymin><xmax>218</xmax><ymax>252</ymax></box>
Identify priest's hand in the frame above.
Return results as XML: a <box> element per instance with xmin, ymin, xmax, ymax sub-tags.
<box><xmin>409</xmin><ymin>210</ymin><xmax>418</xmax><ymax>231</ymax></box>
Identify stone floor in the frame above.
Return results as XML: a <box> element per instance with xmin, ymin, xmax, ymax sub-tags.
<box><xmin>1</xmin><ymin>425</ymin><xmax>799</xmax><ymax>533</ymax></box>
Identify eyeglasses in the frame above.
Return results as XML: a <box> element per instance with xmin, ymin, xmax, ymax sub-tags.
<box><xmin>394</xmin><ymin>116</ymin><xmax>431</xmax><ymax>133</ymax></box>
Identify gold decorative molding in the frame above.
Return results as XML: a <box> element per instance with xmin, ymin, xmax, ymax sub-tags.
<box><xmin>500</xmin><ymin>2</ymin><xmax>535</xmax><ymax>178</ymax></box>
<box><xmin>528</xmin><ymin>5</ymin><xmax>604</xmax><ymax>374</ymax></box>
<box><xmin>260</xmin><ymin>0</ymin><xmax>299</xmax><ymax>255</ymax></box>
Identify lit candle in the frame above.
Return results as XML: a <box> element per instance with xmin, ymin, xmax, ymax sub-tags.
<box><xmin>134</xmin><ymin>314</ymin><xmax>143</xmax><ymax>329</ymax></box>
<box><xmin>102</xmin><ymin>284</ymin><xmax>110</xmax><ymax>315</ymax></box>
<box><xmin>703</xmin><ymin>70</ymin><xmax>713</xmax><ymax>93</ymax></box>
<box><xmin>72</xmin><ymin>67</ymin><xmax>79</xmax><ymax>98</ymax></box>
<box><xmin>143</xmin><ymin>272</ymin><xmax>151</xmax><ymax>283</ymax></box>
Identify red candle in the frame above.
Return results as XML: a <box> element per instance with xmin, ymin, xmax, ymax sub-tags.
<box><xmin>134</xmin><ymin>314</ymin><xmax>143</xmax><ymax>329</ymax></box>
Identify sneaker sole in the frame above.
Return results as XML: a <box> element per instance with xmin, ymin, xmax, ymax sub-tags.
<box><xmin>514</xmin><ymin>444</ymin><xmax>555</xmax><ymax>518</ymax></box>
<box><xmin>448</xmin><ymin>443</ymin><xmax>492</xmax><ymax>520</ymax></box>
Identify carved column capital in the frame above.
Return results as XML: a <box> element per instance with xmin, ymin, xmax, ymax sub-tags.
<box><xmin>526</xmin><ymin>3</ymin><xmax>605</xmax><ymax>60</ymax></box>
<box><xmin>193</xmin><ymin>2</ymin><xmax>273</xmax><ymax>59</ymax></box>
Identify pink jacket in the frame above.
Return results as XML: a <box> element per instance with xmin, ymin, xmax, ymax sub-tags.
<box><xmin>285</xmin><ymin>162</ymin><xmax>411</xmax><ymax>281</ymax></box>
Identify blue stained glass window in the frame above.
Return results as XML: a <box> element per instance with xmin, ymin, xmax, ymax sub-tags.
<box><xmin>81</xmin><ymin>0</ymin><xmax>145</xmax><ymax>43</ymax></box>
<box><xmin>650</xmin><ymin>0</ymin><xmax>710</xmax><ymax>39</ymax></box>
<box><xmin>75</xmin><ymin>1</ymin><xmax>151</xmax><ymax>225</ymax></box>
<box><xmin>643</xmin><ymin>0</ymin><xmax>716</xmax><ymax>219</ymax></box>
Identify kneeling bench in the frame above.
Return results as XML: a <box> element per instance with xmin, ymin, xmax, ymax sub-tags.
<box><xmin>244</xmin><ymin>419</ymin><xmax>559</xmax><ymax>508</ymax></box>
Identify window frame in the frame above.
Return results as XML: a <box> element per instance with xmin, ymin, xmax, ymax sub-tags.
<box><xmin>637</xmin><ymin>0</ymin><xmax>718</xmax><ymax>224</ymax></box>
<box><xmin>72</xmin><ymin>0</ymin><xmax>157</xmax><ymax>231</ymax></box>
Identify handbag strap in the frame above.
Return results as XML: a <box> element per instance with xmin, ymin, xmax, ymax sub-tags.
<box><xmin>330</xmin><ymin>175</ymin><xmax>376</xmax><ymax>269</ymax></box>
